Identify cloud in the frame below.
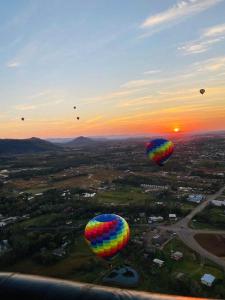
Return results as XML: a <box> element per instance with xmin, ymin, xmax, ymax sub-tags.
<box><xmin>179</xmin><ymin>23</ymin><xmax>225</xmax><ymax>54</ymax></box>
<box><xmin>121</xmin><ymin>79</ymin><xmax>162</xmax><ymax>89</ymax></box>
<box><xmin>140</xmin><ymin>0</ymin><xmax>223</xmax><ymax>35</ymax></box>
<box><xmin>14</xmin><ymin>99</ymin><xmax>64</xmax><ymax>111</ymax></box>
<box><xmin>7</xmin><ymin>61</ymin><xmax>21</xmax><ymax>68</ymax></box>
<box><xmin>195</xmin><ymin>56</ymin><xmax>225</xmax><ymax>72</ymax></box>
<box><xmin>144</xmin><ymin>69</ymin><xmax>161</xmax><ymax>75</ymax></box>
<box><xmin>203</xmin><ymin>23</ymin><xmax>225</xmax><ymax>37</ymax></box>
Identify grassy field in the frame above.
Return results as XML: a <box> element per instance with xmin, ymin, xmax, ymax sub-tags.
<box><xmin>163</xmin><ymin>239</ymin><xmax>224</xmax><ymax>280</ymax></box>
<box><xmin>97</xmin><ymin>187</ymin><xmax>153</xmax><ymax>205</ymax></box>
<box><xmin>190</xmin><ymin>207</ymin><xmax>225</xmax><ymax>230</ymax></box>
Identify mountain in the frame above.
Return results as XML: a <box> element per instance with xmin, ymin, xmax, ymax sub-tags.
<box><xmin>0</xmin><ymin>137</ymin><xmax>60</xmax><ymax>155</ymax></box>
<box><xmin>65</xmin><ymin>136</ymin><xmax>99</xmax><ymax>147</ymax></box>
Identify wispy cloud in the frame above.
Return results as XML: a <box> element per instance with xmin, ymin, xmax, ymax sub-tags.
<box><xmin>7</xmin><ymin>61</ymin><xmax>21</xmax><ymax>68</ymax></box>
<box><xmin>121</xmin><ymin>79</ymin><xmax>162</xmax><ymax>89</ymax></box>
<box><xmin>203</xmin><ymin>23</ymin><xmax>225</xmax><ymax>37</ymax></box>
<box><xmin>140</xmin><ymin>0</ymin><xmax>223</xmax><ymax>35</ymax></box>
<box><xmin>14</xmin><ymin>99</ymin><xmax>64</xmax><ymax>111</ymax></box>
<box><xmin>144</xmin><ymin>69</ymin><xmax>161</xmax><ymax>75</ymax></box>
<box><xmin>179</xmin><ymin>23</ymin><xmax>225</xmax><ymax>54</ymax></box>
<box><xmin>195</xmin><ymin>56</ymin><xmax>225</xmax><ymax>71</ymax></box>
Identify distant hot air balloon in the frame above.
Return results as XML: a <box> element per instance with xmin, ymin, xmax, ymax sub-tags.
<box><xmin>77</xmin><ymin>117</ymin><xmax>80</xmax><ymax>120</ymax></box>
<box><xmin>146</xmin><ymin>138</ymin><xmax>174</xmax><ymax>166</ymax></box>
<box><xmin>21</xmin><ymin>117</ymin><xmax>25</xmax><ymax>121</ymax></box>
<box><xmin>84</xmin><ymin>214</ymin><xmax>130</xmax><ymax>260</ymax></box>
<box><xmin>73</xmin><ymin>106</ymin><xmax>76</xmax><ymax>109</ymax></box>
<box><xmin>200</xmin><ymin>89</ymin><xmax>205</xmax><ymax>95</ymax></box>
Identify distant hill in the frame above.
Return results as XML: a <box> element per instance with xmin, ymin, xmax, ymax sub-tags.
<box><xmin>65</xmin><ymin>136</ymin><xmax>97</xmax><ymax>147</ymax></box>
<box><xmin>0</xmin><ymin>137</ymin><xmax>60</xmax><ymax>155</ymax></box>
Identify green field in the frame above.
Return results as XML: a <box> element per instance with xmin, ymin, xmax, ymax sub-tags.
<box><xmin>190</xmin><ymin>207</ymin><xmax>225</xmax><ymax>230</ymax></box>
<box><xmin>96</xmin><ymin>187</ymin><xmax>153</xmax><ymax>205</ymax></box>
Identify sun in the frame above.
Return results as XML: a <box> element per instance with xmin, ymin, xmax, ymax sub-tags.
<box><xmin>173</xmin><ymin>127</ymin><xmax>180</xmax><ymax>133</ymax></box>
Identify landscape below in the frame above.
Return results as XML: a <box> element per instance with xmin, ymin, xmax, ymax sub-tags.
<box><xmin>0</xmin><ymin>132</ymin><xmax>225</xmax><ymax>299</ymax></box>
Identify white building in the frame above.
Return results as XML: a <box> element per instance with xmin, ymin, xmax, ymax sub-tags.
<box><xmin>201</xmin><ymin>274</ymin><xmax>216</xmax><ymax>287</ymax></box>
<box><xmin>169</xmin><ymin>214</ymin><xmax>177</xmax><ymax>221</ymax></box>
<box><xmin>82</xmin><ymin>193</ymin><xmax>96</xmax><ymax>198</ymax></box>
<box><xmin>153</xmin><ymin>258</ymin><xmax>164</xmax><ymax>267</ymax></box>
<box><xmin>171</xmin><ymin>251</ymin><xmax>183</xmax><ymax>261</ymax></box>
<box><xmin>211</xmin><ymin>200</ymin><xmax>225</xmax><ymax>207</ymax></box>
<box><xmin>149</xmin><ymin>216</ymin><xmax>164</xmax><ymax>222</ymax></box>
<box><xmin>188</xmin><ymin>194</ymin><xmax>204</xmax><ymax>204</ymax></box>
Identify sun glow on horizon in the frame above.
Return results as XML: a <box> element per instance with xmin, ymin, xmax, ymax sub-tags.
<box><xmin>173</xmin><ymin>127</ymin><xmax>180</xmax><ymax>133</ymax></box>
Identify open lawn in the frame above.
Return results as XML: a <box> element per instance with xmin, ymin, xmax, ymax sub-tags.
<box><xmin>97</xmin><ymin>187</ymin><xmax>153</xmax><ymax>205</ymax></box>
<box><xmin>163</xmin><ymin>239</ymin><xmax>224</xmax><ymax>280</ymax></box>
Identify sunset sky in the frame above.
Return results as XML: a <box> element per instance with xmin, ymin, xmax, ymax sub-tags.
<box><xmin>0</xmin><ymin>0</ymin><xmax>225</xmax><ymax>138</ymax></box>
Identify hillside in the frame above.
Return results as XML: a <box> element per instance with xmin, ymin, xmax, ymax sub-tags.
<box><xmin>0</xmin><ymin>137</ymin><xmax>60</xmax><ymax>155</ymax></box>
<box><xmin>64</xmin><ymin>136</ymin><xmax>98</xmax><ymax>147</ymax></box>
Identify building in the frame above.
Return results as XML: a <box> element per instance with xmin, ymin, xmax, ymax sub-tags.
<box><xmin>171</xmin><ymin>251</ymin><xmax>183</xmax><ymax>261</ymax></box>
<box><xmin>169</xmin><ymin>214</ymin><xmax>177</xmax><ymax>221</ymax></box>
<box><xmin>187</xmin><ymin>194</ymin><xmax>204</xmax><ymax>204</ymax></box>
<box><xmin>153</xmin><ymin>258</ymin><xmax>164</xmax><ymax>267</ymax></box>
<box><xmin>82</xmin><ymin>193</ymin><xmax>96</xmax><ymax>198</ymax></box>
<box><xmin>201</xmin><ymin>274</ymin><xmax>216</xmax><ymax>287</ymax></box>
<box><xmin>141</xmin><ymin>184</ymin><xmax>169</xmax><ymax>192</ymax></box>
<box><xmin>149</xmin><ymin>216</ymin><xmax>164</xmax><ymax>223</ymax></box>
<box><xmin>211</xmin><ymin>200</ymin><xmax>225</xmax><ymax>207</ymax></box>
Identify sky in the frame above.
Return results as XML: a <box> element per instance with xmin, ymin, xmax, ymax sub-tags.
<box><xmin>0</xmin><ymin>0</ymin><xmax>225</xmax><ymax>138</ymax></box>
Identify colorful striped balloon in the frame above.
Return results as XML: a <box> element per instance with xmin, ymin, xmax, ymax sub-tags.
<box><xmin>84</xmin><ymin>214</ymin><xmax>130</xmax><ymax>259</ymax></box>
<box><xmin>146</xmin><ymin>138</ymin><xmax>174</xmax><ymax>166</ymax></box>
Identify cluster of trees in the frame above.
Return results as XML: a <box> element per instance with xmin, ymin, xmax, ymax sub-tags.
<box><xmin>196</xmin><ymin>206</ymin><xmax>225</xmax><ymax>229</ymax></box>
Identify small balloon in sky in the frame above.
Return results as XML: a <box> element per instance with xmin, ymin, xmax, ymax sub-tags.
<box><xmin>84</xmin><ymin>214</ymin><xmax>130</xmax><ymax>260</ymax></box>
<box><xmin>21</xmin><ymin>117</ymin><xmax>25</xmax><ymax>121</ymax></box>
<box><xmin>77</xmin><ymin>117</ymin><xmax>80</xmax><ymax>120</ymax></box>
<box><xmin>146</xmin><ymin>138</ymin><xmax>174</xmax><ymax>166</ymax></box>
<box><xmin>73</xmin><ymin>106</ymin><xmax>76</xmax><ymax>109</ymax></box>
<box><xmin>200</xmin><ymin>89</ymin><xmax>205</xmax><ymax>95</ymax></box>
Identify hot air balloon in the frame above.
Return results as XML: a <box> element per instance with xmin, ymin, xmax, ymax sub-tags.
<box><xmin>84</xmin><ymin>214</ymin><xmax>130</xmax><ymax>260</ymax></box>
<box><xmin>73</xmin><ymin>106</ymin><xmax>76</xmax><ymax>109</ymax></box>
<box><xmin>200</xmin><ymin>89</ymin><xmax>205</xmax><ymax>95</ymax></box>
<box><xmin>21</xmin><ymin>117</ymin><xmax>25</xmax><ymax>121</ymax></box>
<box><xmin>146</xmin><ymin>138</ymin><xmax>174</xmax><ymax>166</ymax></box>
<box><xmin>77</xmin><ymin>117</ymin><xmax>80</xmax><ymax>120</ymax></box>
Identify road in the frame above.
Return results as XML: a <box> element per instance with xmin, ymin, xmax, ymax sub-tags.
<box><xmin>150</xmin><ymin>185</ymin><xmax>225</xmax><ymax>271</ymax></box>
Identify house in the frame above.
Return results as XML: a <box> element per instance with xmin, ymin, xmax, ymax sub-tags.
<box><xmin>169</xmin><ymin>214</ymin><xmax>177</xmax><ymax>221</ymax></box>
<box><xmin>82</xmin><ymin>193</ymin><xmax>96</xmax><ymax>198</ymax></box>
<box><xmin>153</xmin><ymin>258</ymin><xmax>164</xmax><ymax>267</ymax></box>
<box><xmin>187</xmin><ymin>194</ymin><xmax>204</xmax><ymax>204</ymax></box>
<box><xmin>201</xmin><ymin>274</ymin><xmax>216</xmax><ymax>287</ymax></box>
<box><xmin>149</xmin><ymin>216</ymin><xmax>164</xmax><ymax>223</ymax></box>
<box><xmin>141</xmin><ymin>184</ymin><xmax>169</xmax><ymax>192</ymax></box>
<box><xmin>211</xmin><ymin>200</ymin><xmax>225</xmax><ymax>207</ymax></box>
<box><xmin>171</xmin><ymin>251</ymin><xmax>183</xmax><ymax>261</ymax></box>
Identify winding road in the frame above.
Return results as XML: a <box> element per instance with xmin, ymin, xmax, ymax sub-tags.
<box><xmin>155</xmin><ymin>185</ymin><xmax>225</xmax><ymax>271</ymax></box>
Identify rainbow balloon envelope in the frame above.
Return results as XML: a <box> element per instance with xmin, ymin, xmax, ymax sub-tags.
<box><xmin>84</xmin><ymin>214</ymin><xmax>130</xmax><ymax>259</ymax></box>
<box><xmin>146</xmin><ymin>138</ymin><xmax>174</xmax><ymax>166</ymax></box>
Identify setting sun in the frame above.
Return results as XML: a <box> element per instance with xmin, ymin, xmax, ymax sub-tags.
<box><xmin>173</xmin><ymin>127</ymin><xmax>180</xmax><ymax>133</ymax></box>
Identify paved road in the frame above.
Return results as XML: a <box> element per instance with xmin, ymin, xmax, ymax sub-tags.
<box><xmin>175</xmin><ymin>185</ymin><xmax>225</xmax><ymax>228</ymax></box>
<box><xmin>149</xmin><ymin>185</ymin><xmax>225</xmax><ymax>271</ymax></box>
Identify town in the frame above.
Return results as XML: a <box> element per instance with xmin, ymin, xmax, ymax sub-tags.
<box><xmin>0</xmin><ymin>133</ymin><xmax>225</xmax><ymax>299</ymax></box>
